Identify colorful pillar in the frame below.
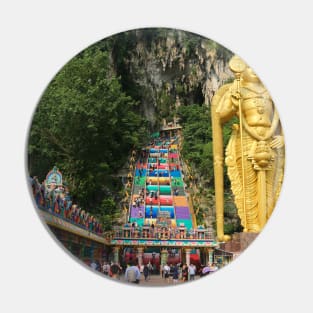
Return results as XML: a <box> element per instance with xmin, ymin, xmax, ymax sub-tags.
<box><xmin>113</xmin><ymin>246</ymin><xmax>120</xmax><ymax>264</ymax></box>
<box><xmin>207</xmin><ymin>247</ymin><xmax>214</xmax><ymax>265</ymax></box>
<box><xmin>185</xmin><ymin>248</ymin><xmax>191</xmax><ymax>266</ymax></box>
<box><xmin>137</xmin><ymin>247</ymin><xmax>144</xmax><ymax>267</ymax></box>
<box><xmin>160</xmin><ymin>248</ymin><xmax>168</xmax><ymax>275</ymax></box>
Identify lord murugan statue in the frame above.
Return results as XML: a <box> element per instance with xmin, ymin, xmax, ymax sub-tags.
<box><xmin>211</xmin><ymin>55</ymin><xmax>285</xmax><ymax>241</ymax></box>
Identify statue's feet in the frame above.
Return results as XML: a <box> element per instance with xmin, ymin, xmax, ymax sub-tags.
<box><xmin>223</xmin><ymin>234</ymin><xmax>232</xmax><ymax>241</ymax></box>
<box><xmin>217</xmin><ymin>234</ymin><xmax>232</xmax><ymax>242</ymax></box>
<box><xmin>244</xmin><ymin>224</ymin><xmax>261</xmax><ymax>233</ymax></box>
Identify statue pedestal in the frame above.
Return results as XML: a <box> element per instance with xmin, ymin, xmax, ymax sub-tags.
<box><xmin>220</xmin><ymin>232</ymin><xmax>258</xmax><ymax>253</ymax></box>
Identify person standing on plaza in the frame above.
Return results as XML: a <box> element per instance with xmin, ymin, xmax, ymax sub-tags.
<box><xmin>188</xmin><ymin>263</ymin><xmax>196</xmax><ymax>281</ymax></box>
<box><xmin>125</xmin><ymin>261</ymin><xmax>141</xmax><ymax>284</ymax></box>
<box><xmin>102</xmin><ymin>262</ymin><xmax>109</xmax><ymax>276</ymax></box>
<box><xmin>177</xmin><ymin>263</ymin><xmax>182</xmax><ymax>280</ymax></box>
<box><xmin>110</xmin><ymin>263</ymin><xmax>122</xmax><ymax>280</ymax></box>
<box><xmin>172</xmin><ymin>264</ymin><xmax>179</xmax><ymax>284</ymax></box>
<box><xmin>143</xmin><ymin>264</ymin><xmax>149</xmax><ymax>281</ymax></box>
<box><xmin>182</xmin><ymin>264</ymin><xmax>188</xmax><ymax>282</ymax></box>
<box><xmin>90</xmin><ymin>260</ymin><xmax>97</xmax><ymax>271</ymax></box>
<box><xmin>169</xmin><ymin>264</ymin><xmax>174</xmax><ymax>281</ymax></box>
<box><xmin>163</xmin><ymin>263</ymin><xmax>170</xmax><ymax>283</ymax></box>
<box><xmin>147</xmin><ymin>261</ymin><xmax>153</xmax><ymax>276</ymax></box>
<box><xmin>140</xmin><ymin>263</ymin><xmax>144</xmax><ymax>275</ymax></box>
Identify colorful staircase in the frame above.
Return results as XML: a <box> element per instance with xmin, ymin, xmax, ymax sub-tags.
<box><xmin>129</xmin><ymin>136</ymin><xmax>195</xmax><ymax>230</ymax></box>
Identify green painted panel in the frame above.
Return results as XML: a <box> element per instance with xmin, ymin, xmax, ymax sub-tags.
<box><xmin>176</xmin><ymin>219</ymin><xmax>193</xmax><ymax>230</ymax></box>
<box><xmin>147</xmin><ymin>185</ymin><xmax>158</xmax><ymax>191</ymax></box>
<box><xmin>171</xmin><ymin>178</ymin><xmax>184</xmax><ymax>187</ymax></box>
<box><xmin>130</xmin><ymin>217</ymin><xmax>144</xmax><ymax>227</ymax></box>
<box><xmin>134</xmin><ymin>177</ymin><xmax>146</xmax><ymax>186</ymax></box>
<box><xmin>159</xmin><ymin>185</ymin><xmax>171</xmax><ymax>195</ymax></box>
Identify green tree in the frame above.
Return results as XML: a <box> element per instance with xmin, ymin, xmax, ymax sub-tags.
<box><xmin>177</xmin><ymin>104</ymin><xmax>214</xmax><ymax>183</ymax></box>
<box><xmin>96</xmin><ymin>198</ymin><xmax>120</xmax><ymax>230</ymax></box>
<box><xmin>28</xmin><ymin>47</ymin><xmax>148</xmax><ymax>218</ymax></box>
<box><xmin>177</xmin><ymin>104</ymin><xmax>241</xmax><ymax>234</ymax></box>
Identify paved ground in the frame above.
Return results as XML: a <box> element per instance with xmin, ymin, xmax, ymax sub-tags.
<box><xmin>117</xmin><ymin>274</ymin><xmax>201</xmax><ymax>287</ymax></box>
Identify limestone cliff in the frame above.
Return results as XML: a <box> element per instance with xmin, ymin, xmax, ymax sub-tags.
<box><xmin>106</xmin><ymin>28</ymin><xmax>234</xmax><ymax>127</ymax></box>
<box><xmin>98</xmin><ymin>28</ymin><xmax>240</xmax><ymax>231</ymax></box>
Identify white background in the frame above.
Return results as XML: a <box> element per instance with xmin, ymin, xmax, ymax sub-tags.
<box><xmin>1</xmin><ymin>1</ymin><xmax>312</xmax><ymax>312</ymax></box>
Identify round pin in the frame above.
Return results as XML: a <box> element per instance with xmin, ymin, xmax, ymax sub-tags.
<box><xmin>27</xmin><ymin>28</ymin><xmax>285</xmax><ymax>286</ymax></box>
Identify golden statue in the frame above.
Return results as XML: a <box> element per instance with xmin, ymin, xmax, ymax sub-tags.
<box><xmin>211</xmin><ymin>56</ymin><xmax>285</xmax><ymax>241</ymax></box>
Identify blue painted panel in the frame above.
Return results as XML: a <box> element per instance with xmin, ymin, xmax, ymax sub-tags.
<box><xmin>170</xmin><ymin>170</ymin><xmax>181</xmax><ymax>178</ymax></box>
<box><xmin>159</xmin><ymin>205</ymin><xmax>175</xmax><ymax>218</ymax></box>
<box><xmin>145</xmin><ymin>205</ymin><xmax>159</xmax><ymax>218</ymax></box>
<box><xmin>135</xmin><ymin>169</ymin><xmax>147</xmax><ymax>176</ymax></box>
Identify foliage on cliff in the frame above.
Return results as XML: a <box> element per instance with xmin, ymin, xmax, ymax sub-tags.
<box><xmin>177</xmin><ymin>104</ymin><xmax>213</xmax><ymax>181</ymax></box>
<box><xmin>28</xmin><ymin>28</ymin><xmax>239</xmax><ymax>231</ymax></box>
<box><xmin>177</xmin><ymin>104</ymin><xmax>242</xmax><ymax>233</ymax></box>
<box><xmin>28</xmin><ymin>46</ymin><xmax>149</xmax><ymax>223</ymax></box>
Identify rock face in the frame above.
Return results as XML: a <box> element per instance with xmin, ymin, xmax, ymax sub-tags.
<box><xmin>99</xmin><ymin>28</ymin><xmax>240</xmax><ymax>230</ymax></box>
<box><xmin>107</xmin><ymin>28</ymin><xmax>234</xmax><ymax>126</ymax></box>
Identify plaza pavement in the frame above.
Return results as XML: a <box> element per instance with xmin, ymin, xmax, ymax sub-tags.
<box><xmin>118</xmin><ymin>274</ymin><xmax>201</xmax><ymax>287</ymax></box>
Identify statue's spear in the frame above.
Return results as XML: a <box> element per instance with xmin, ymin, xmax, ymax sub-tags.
<box><xmin>229</xmin><ymin>56</ymin><xmax>248</xmax><ymax>232</ymax></box>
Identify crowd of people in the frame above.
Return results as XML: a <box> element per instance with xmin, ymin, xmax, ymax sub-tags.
<box><xmin>160</xmin><ymin>262</ymin><xmax>218</xmax><ymax>283</ymax></box>
<box><xmin>90</xmin><ymin>253</ymin><xmax>220</xmax><ymax>284</ymax></box>
<box><xmin>117</xmin><ymin>261</ymin><xmax>220</xmax><ymax>284</ymax></box>
<box><xmin>30</xmin><ymin>175</ymin><xmax>103</xmax><ymax>234</ymax></box>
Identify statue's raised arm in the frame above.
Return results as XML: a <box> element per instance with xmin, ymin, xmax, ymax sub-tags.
<box><xmin>211</xmin><ymin>56</ymin><xmax>285</xmax><ymax>242</ymax></box>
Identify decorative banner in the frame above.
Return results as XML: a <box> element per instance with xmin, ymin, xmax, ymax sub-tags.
<box><xmin>110</xmin><ymin>238</ymin><xmax>217</xmax><ymax>248</ymax></box>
